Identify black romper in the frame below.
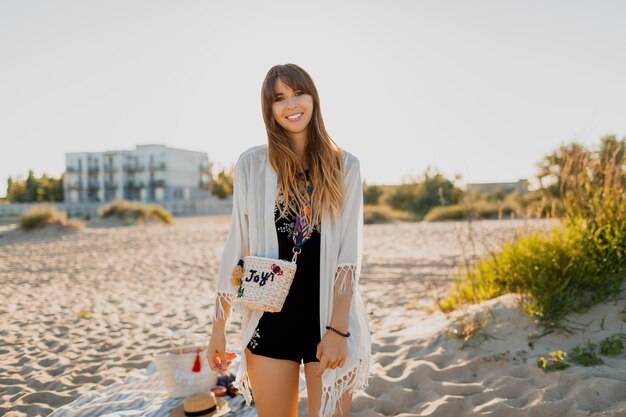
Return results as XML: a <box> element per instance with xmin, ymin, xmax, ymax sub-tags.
<box><xmin>246</xmin><ymin>170</ymin><xmax>322</xmax><ymax>364</ymax></box>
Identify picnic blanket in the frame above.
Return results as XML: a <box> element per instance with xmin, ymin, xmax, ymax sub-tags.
<box><xmin>49</xmin><ymin>348</ymin><xmax>307</xmax><ymax>417</ymax></box>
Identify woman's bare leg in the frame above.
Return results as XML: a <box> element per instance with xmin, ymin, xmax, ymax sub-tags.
<box><xmin>244</xmin><ymin>347</ymin><xmax>300</xmax><ymax>417</ymax></box>
<box><xmin>304</xmin><ymin>361</ymin><xmax>353</xmax><ymax>417</ymax></box>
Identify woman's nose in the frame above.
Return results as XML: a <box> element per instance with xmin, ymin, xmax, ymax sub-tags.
<box><xmin>287</xmin><ymin>97</ymin><xmax>299</xmax><ymax>109</ymax></box>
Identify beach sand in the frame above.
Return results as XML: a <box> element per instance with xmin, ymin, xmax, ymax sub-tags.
<box><xmin>1</xmin><ymin>217</ymin><xmax>625</xmax><ymax>416</ymax></box>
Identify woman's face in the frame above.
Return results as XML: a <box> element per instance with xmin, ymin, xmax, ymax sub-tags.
<box><xmin>271</xmin><ymin>78</ymin><xmax>314</xmax><ymax>140</ymax></box>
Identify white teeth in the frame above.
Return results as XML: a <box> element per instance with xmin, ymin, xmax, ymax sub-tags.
<box><xmin>287</xmin><ymin>113</ymin><xmax>303</xmax><ymax>119</ymax></box>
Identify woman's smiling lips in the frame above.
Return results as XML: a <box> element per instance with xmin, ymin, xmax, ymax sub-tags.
<box><xmin>285</xmin><ymin>112</ymin><xmax>304</xmax><ymax>122</ymax></box>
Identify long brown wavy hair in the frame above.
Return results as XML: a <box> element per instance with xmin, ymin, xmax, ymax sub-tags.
<box><xmin>261</xmin><ymin>64</ymin><xmax>344</xmax><ymax>226</ymax></box>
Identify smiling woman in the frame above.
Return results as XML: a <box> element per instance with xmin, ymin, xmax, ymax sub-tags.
<box><xmin>206</xmin><ymin>63</ymin><xmax>373</xmax><ymax>417</ymax></box>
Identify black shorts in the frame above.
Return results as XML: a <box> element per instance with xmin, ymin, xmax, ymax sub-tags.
<box><xmin>246</xmin><ymin>201</ymin><xmax>321</xmax><ymax>364</ymax></box>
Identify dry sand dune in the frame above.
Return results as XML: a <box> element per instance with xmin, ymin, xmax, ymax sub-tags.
<box><xmin>1</xmin><ymin>217</ymin><xmax>624</xmax><ymax>416</ymax></box>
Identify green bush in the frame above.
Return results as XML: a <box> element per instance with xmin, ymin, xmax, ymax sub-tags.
<box><xmin>98</xmin><ymin>199</ymin><xmax>174</xmax><ymax>225</ymax></box>
<box><xmin>570</xmin><ymin>342</ymin><xmax>604</xmax><ymax>366</ymax></box>
<box><xmin>441</xmin><ymin>139</ymin><xmax>626</xmax><ymax>329</ymax></box>
<box><xmin>600</xmin><ymin>336</ymin><xmax>624</xmax><ymax>356</ymax></box>
<box><xmin>363</xmin><ymin>182</ymin><xmax>383</xmax><ymax>205</ymax></box>
<box><xmin>20</xmin><ymin>206</ymin><xmax>83</xmax><ymax>231</ymax></box>
<box><xmin>386</xmin><ymin>167</ymin><xmax>462</xmax><ymax>220</ymax></box>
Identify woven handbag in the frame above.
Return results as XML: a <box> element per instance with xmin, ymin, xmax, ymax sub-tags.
<box><xmin>153</xmin><ymin>345</ymin><xmax>218</xmax><ymax>398</ymax></box>
<box><xmin>235</xmin><ymin>255</ymin><xmax>298</xmax><ymax>312</ymax></box>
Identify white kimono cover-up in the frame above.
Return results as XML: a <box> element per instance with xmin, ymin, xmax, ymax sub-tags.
<box><xmin>211</xmin><ymin>144</ymin><xmax>373</xmax><ymax>417</ymax></box>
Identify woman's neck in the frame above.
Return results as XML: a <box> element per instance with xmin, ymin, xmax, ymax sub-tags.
<box><xmin>288</xmin><ymin>133</ymin><xmax>308</xmax><ymax>170</ymax></box>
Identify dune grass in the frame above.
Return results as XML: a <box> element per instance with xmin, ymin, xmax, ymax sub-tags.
<box><xmin>20</xmin><ymin>206</ymin><xmax>83</xmax><ymax>231</ymax></box>
<box><xmin>363</xmin><ymin>204</ymin><xmax>414</xmax><ymax>224</ymax></box>
<box><xmin>441</xmin><ymin>145</ymin><xmax>626</xmax><ymax>329</ymax></box>
<box><xmin>98</xmin><ymin>199</ymin><xmax>174</xmax><ymax>225</ymax></box>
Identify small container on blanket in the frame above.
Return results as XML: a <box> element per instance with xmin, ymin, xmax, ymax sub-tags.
<box><xmin>154</xmin><ymin>345</ymin><xmax>218</xmax><ymax>398</ymax></box>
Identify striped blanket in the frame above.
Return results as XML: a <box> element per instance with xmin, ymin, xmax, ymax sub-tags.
<box><xmin>49</xmin><ymin>349</ymin><xmax>307</xmax><ymax>417</ymax></box>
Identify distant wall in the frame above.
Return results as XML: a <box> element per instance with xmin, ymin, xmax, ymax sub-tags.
<box><xmin>0</xmin><ymin>198</ymin><xmax>233</xmax><ymax>219</ymax></box>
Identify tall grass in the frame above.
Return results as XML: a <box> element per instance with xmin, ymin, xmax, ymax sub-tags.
<box><xmin>20</xmin><ymin>206</ymin><xmax>83</xmax><ymax>231</ymax></box>
<box><xmin>442</xmin><ymin>145</ymin><xmax>626</xmax><ymax>329</ymax></box>
<box><xmin>98</xmin><ymin>199</ymin><xmax>174</xmax><ymax>225</ymax></box>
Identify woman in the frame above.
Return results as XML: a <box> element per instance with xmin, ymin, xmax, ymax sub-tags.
<box><xmin>206</xmin><ymin>63</ymin><xmax>372</xmax><ymax>417</ymax></box>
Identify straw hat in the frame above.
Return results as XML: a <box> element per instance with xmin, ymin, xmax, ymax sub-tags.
<box><xmin>170</xmin><ymin>391</ymin><xmax>231</xmax><ymax>417</ymax></box>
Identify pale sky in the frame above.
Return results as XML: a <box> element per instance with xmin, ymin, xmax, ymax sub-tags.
<box><xmin>1</xmin><ymin>0</ymin><xmax>625</xmax><ymax>197</ymax></box>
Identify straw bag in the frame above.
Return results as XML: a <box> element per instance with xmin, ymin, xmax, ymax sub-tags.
<box><xmin>153</xmin><ymin>344</ymin><xmax>218</xmax><ymax>398</ymax></box>
<box><xmin>235</xmin><ymin>255</ymin><xmax>298</xmax><ymax>312</ymax></box>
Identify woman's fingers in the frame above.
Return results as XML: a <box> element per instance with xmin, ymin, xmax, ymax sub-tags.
<box><xmin>207</xmin><ymin>351</ymin><xmax>220</xmax><ymax>371</ymax></box>
<box><xmin>317</xmin><ymin>358</ymin><xmax>329</xmax><ymax>377</ymax></box>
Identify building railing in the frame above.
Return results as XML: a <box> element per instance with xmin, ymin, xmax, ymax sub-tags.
<box><xmin>66</xmin><ymin>166</ymin><xmax>81</xmax><ymax>173</ymax></box>
<box><xmin>88</xmin><ymin>167</ymin><xmax>100</xmax><ymax>174</ymax></box>
<box><xmin>67</xmin><ymin>183</ymin><xmax>83</xmax><ymax>190</ymax></box>
<box><xmin>126</xmin><ymin>180</ymin><xmax>145</xmax><ymax>188</ymax></box>
<box><xmin>104</xmin><ymin>164</ymin><xmax>118</xmax><ymax>172</ymax></box>
<box><xmin>124</xmin><ymin>164</ymin><xmax>145</xmax><ymax>172</ymax></box>
<box><xmin>150</xmin><ymin>162</ymin><xmax>166</xmax><ymax>171</ymax></box>
<box><xmin>104</xmin><ymin>182</ymin><xmax>118</xmax><ymax>190</ymax></box>
<box><xmin>150</xmin><ymin>179</ymin><xmax>166</xmax><ymax>187</ymax></box>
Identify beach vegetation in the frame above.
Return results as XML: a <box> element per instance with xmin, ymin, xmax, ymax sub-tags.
<box><xmin>98</xmin><ymin>199</ymin><xmax>174</xmax><ymax>225</ymax></box>
<box><xmin>76</xmin><ymin>309</ymin><xmax>92</xmax><ymax>319</ymax></box>
<box><xmin>386</xmin><ymin>166</ymin><xmax>463</xmax><ymax>219</ymax></box>
<box><xmin>19</xmin><ymin>205</ymin><xmax>83</xmax><ymax>231</ymax></box>
<box><xmin>448</xmin><ymin>311</ymin><xmax>494</xmax><ymax>349</ymax></box>
<box><xmin>6</xmin><ymin>170</ymin><xmax>64</xmax><ymax>203</ymax></box>
<box><xmin>600</xmin><ymin>335</ymin><xmax>624</xmax><ymax>356</ymax></box>
<box><xmin>570</xmin><ymin>342</ymin><xmax>604</xmax><ymax>366</ymax></box>
<box><xmin>363</xmin><ymin>204</ymin><xmax>414</xmax><ymax>224</ymax></box>
<box><xmin>537</xmin><ymin>350</ymin><xmax>570</xmax><ymax>371</ymax></box>
<box><xmin>441</xmin><ymin>136</ymin><xmax>626</xmax><ymax>329</ymax></box>
<box><xmin>363</xmin><ymin>181</ymin><xmax>383</xmax><ymax>205</ymax></box>
<box><xmin>210</xmin><ymin>165</ymin><xmax>234</xmax><ymax>199</ymax></box>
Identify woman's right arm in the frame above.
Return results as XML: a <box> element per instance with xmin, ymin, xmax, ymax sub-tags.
<box><xmin>207</xmin><ymin>152</ymin><xmax>250</xmax><ymax>371</ymax></box>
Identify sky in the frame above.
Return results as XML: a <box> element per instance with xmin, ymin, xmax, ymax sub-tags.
<box><xmin>1</xmin><ymin>0</ymin><xmax>625</xmax><ymax>197</ymax></box>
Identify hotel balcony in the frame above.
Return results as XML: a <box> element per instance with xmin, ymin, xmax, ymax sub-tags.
<box><xmin>150</xmin><ymin>179</ymin><xmax>166</xmax><ymax>188</ymax></box>
<box><xmin>88</xmin><ymin>166</ymin><xmax>100</xmax><ymax>174</ymax></box>
<box><xmin>104</xmin><ymin>182</ymin><xmax>118</xmax><ymax>190</ymax></box>
<box><xmin>67</xmin><ymin>183</ymin><xmax>83</xmax><ymax>190</ymax></box>
<box><xmin>104</xmin><ymin>164</ymin><xmax>118</xmax><ymax>173</ymax></box>
<box><xmin>66</xmin><ymin>166</ymin><xmax>81</xmax><ymax>174</ymax></box>
<box><xmin>88</xmin><ymin>181</ymin><xmax>100</xmax><ymax>191</ymax></box>
<box><xmin>124</xmin><ymin>164</ymin><xmax>145</xmax><ymax>173</ymax></box>
<box><xmin>126</xmin><ymin>180</ymin><xmax>145</xmax><ymax>189</ymax></box>
<box><xmin>150</xmin><ymin>162</ymin><xmax>166</xmax><ymax>171</ymax></box>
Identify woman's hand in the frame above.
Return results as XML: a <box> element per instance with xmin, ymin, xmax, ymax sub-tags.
<box><xmin>316</xmin><ymin>330</ymin><xmax>348</xmax><ymax>377</ymax></box>
<box><xmin>206</xmin><ymin>330</ymin><xmax>237</xmax><ymax>373</ymax></box>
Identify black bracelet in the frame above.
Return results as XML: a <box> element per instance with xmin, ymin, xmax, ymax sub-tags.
<box><xmin>326</xmin><ymin>325</ymin><xmax>350</xmax><ymax>337</ymax></box>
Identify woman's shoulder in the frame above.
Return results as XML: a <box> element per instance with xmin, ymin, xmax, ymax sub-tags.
<box><xmin>340</xmin><ymin>148</ymin><xmax>360</xmax><ymax>169</ymax></box>
<box><xmin>236</xmin><ymin>144</ymin><xmax>268</xmax><ymax>166</ymax></box>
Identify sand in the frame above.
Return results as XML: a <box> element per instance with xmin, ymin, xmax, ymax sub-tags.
<box><xmin>1</xmin><ymin>216</ymin><xmax>625</xmax><ymax>416</ymax></box>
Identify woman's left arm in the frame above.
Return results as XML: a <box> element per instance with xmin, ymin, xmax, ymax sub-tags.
<box><xmin>316</xmin><ymin>155</ymin><xmax>363</xmax><ymax>376</ymax></box>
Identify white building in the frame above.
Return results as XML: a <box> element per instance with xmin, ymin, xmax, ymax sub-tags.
<box><xmin>64</xmin><ymin>145</ymin><xmax>212</xmax><ymax>204</ymax></box>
